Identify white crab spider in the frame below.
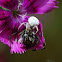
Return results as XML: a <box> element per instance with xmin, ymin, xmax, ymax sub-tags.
<box><xmin>18</xmin><ymin>16</ymin><xmax>39</xmax><ymax>34</ymax></box>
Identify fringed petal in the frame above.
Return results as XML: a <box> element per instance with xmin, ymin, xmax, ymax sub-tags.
<box><xmin>22</xmin><ymin>0</ymin><xmax>59</xmax><ymax>14</ymax></box>
<box><xmin>10</xmin><ymin>41</ymin><xmax>26</xmax><ymax>54</ymax></box>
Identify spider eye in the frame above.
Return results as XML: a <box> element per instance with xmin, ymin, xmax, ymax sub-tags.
<box><xmin>28</xmin><ymin>16</ymin><xmax>39</xmax><ymax>26</ymax></box>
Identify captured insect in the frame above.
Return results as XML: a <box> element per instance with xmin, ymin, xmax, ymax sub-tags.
<box><xmin>18</xmin><ymin>29</ymin><xmax>39</xmax><ymax>48</ymax></box>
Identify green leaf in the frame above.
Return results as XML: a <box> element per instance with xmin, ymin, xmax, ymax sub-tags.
<box><xmin>0</xmin><ymin>6</ymin><xmax>11</xmax><ymax>11</ymax></box>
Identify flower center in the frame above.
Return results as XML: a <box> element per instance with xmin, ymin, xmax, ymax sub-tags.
<box><xmin>13</xmin><ymin>9</ymin><xmax>20</xmax><ymax>17</ymax></box>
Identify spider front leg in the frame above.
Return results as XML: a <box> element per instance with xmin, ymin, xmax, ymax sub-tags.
<box><xmin>18</xmin><ymin>37</ymin><xmax>23</xmax><ymax>43</ymax></box>
<box><xmin>33</xmin><ymin>26</ymin><xmax>39</xmax><ymax>34</ymax></box>
<box><xmin>18</xmin><ymin>22</ymin><xmax>27</xmax><ymax>31</ymax></box>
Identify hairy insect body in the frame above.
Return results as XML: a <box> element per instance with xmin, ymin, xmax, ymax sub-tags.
<box><xmin>20</xmin><ymin>28</ymin><xmax>39</xmax><ymax>48</ymax></box>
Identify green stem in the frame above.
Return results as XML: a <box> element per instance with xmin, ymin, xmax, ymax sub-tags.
<box><xmin>0</xmin><ymin>6</ymin><xmax>11</xmax><ymax>11</ymax></box>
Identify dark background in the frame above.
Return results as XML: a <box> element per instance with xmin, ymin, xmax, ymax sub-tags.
<box><xmin>0</xmin><ymin>0</ymin><xmax>62</xmax><ymax>62</ymax></box>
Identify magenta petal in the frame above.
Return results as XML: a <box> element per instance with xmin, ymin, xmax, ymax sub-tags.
<box><xmin>38</xmin><ymin>21</ymin><xmax>45</xmax><ymax>44</ymax></box>
<box><xmin>10</xmin><ymin>41</ymin><xmax>26</xmax><ymax>54</ymax></box>
<box><xmin>34</xmin><ymin>42</ymin><xmax>44</xmax><ymax>50</ymax></box>
<box><xmin>0</xmin><ymin>10</ymin><xmax>29</xmax><ymax>47</ymax></box>
<box><xmin>37</xmin><ymin>0</ymin><xmax>59</xmax><ymax>14</ymax></box>
<box><xmin>22</xmin><ymin>0</ymin><xmax>58</xmax><ymax>14</ymax></box>
<box><xmin>0</xmin><ymin>0</ymin><xmax>18</xmax><ymax>10</ymax></box>
<box><xmin>0</xmin><ymin>10</ymin><xmax>12</xmax><ymax>46</ymax></box>
<box><xmin>0</xmin><ymin>10</ymin><xmax>18</xmax><ymax>46</ymax></box>
<box><xmin>0</xmin><ymin>37</ymin><xmax>11</xmax><ymax>46</ymax></box>
<box><xmin>33</xmin><ymin>21</ymin><xmax>45</xmax><ymax>50</ymax></box>
<box><xmin>23</xmin><ymin>0</ymin><xmax>48</xmax><ymax>8</ymax></box>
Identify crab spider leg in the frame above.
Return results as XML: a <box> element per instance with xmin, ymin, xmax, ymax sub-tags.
<box><xmin>18</xmin><ymin>22</ymin><xmax>27</xmax><ymax>31</ymax></box>
<box><xmin>33</xmin><ymin>26</ymin><xmax>39</xmax><ymax>34</ymax></box>
<box><xmin>18</xmin><ymin>38</ymin><xmax>22</xmax><ymax>43</ymax></box>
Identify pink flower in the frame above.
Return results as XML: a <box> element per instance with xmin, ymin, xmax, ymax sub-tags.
<box><xmin>0</xmin><ymin>0</ymin><xmax>59</xmax><ymax>54</ymax></box>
